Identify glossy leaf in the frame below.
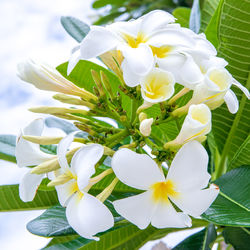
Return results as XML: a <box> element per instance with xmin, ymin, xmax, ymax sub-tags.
<box><xmin>173</xmin><ymin>7</ymin><xmax>191</xmax><ymax>28</ymax></box>
<box><xmin>203</xmin><ymin>166</ymin><xmax>250</xmax><ymax>226</ymax></box>
<box><xmin>60</xmin><ymin>16</ymin><xmax>90</xmax><ymax>43</ymax></box>
<box><xmin>189</xmin><ymin>0</ymin><xmax>200</xmax><ymax>33</ymax></box>
<box><xmin>0</xmin><ymin>134</ymin><xmax>16</xmax><ymax>163</ymax></box>
<box><xmin>173</xmin><ymin>224</ymin><xmax>216</xmax><ymax>250</ymax></box>
<box><xmin>223</xmin><ymin>227</ymin><xmax>250</xmax><ymax>250</ymax></box>
<box><xmin>0</xmin><ymin>185</ymin><xmax>58</xmax><ymax>211</ymax></box>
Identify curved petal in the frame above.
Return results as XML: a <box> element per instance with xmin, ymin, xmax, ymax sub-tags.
<box><xmin>16</xmin><ymin>119</ymin><xmax>53</xmax><ymax>168</ymax></box>
<box><xmin>55</xmin><ymin>179</ymin><xmax>76</xmax><ymax>207</ymax></box>
<box><xmin>232</xmin><ymin>79</ymin><xmax>250</xmax><ymax>99</ymax></box>
<box><xmin>80</xmin><ymin>26</ymin><xmax>119</xmax><ymax>59</ymax></box>
<box><xmin>120</xmin><ymin>43</ymin><xmax>154</xmax><ymax>75</ymax></box>
<box><xmin>57</xmin><ymin>132</ymin><xmax>78</xmax><ymax>172</ymax></box>
<box><xmin>224</xmin><ymin>89</ymin><xmax>239</xmax><ymax>114</ymax></box>
<box><xmin>19</xmin><ymin>170</ymin><xmax>44</xmax><ymax>202</ymax></box>
<box><xmin>67</xmin><ymin>46</ymin><xmax>81</xmax><ymax>75</ymax></box>
<box><xmin>66</xmin><ymin>192</ymin><xmax>114</xmax><ymax>240</ymax></box>
<box><xmin>170</xmin><ymin>187</ymin><xmax>219</xmax><ymax>217</ymax></box>
<box><xmin>111</xmin><ymin>148</ymin><xmax>165</xmax><ymax>190</ymax></box>
<box><xmin>140</xmin><ymin>10</ymin><xmax>175</xmax><ymax>35</ymax></box>
<box><xmin>113</xmin><ymin>191</ymin><xmax>155</xmax><ymax>229</ymax></box>
<box><xmin>140</xmin><ymin>118</ymin><xmax>154</xmax><ymax>137</ymax></box>
<box><xmin>121</xmin><ymin>59</ymin><xmax>142</xmax><ymax>87</ymax></box>
<box><xmin>71</xmin><ymin>144</ymin><xmax>104</xmax><ymax>190</ymax></box>
<box><xmin>167</xmin><ymin>141</ymin><xmax>210</xmax><ymax>192</ymax></box>
<box><xmin>151</xmin><ymin>201</ymin><xmax>191</xmax><ymax>228</ymax></box>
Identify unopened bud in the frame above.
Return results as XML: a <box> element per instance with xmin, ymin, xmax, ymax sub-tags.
<box><xmin>139</xmin><ymin>118</ymin><xmax>153</xmax><ymax>137</ymax></box>
<box><xmin>139</xmin><ymin>112</ymin><xmax>147</xmax><ymax>122</ymax></box>
<box><xmin>47</xmin><ymin>173</ymin><xmax>72</xmax><ymax>186</ymax></box>
<box><xmin>137</xmin><ymin>102</ymin><xmax>153</xmax><ymax>114</ymax></box>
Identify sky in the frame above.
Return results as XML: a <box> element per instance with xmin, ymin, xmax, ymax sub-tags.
<box><xmin>0</xmin><ymin>1</ymin><xmax>204</xmax><ymax>249</ymax></box>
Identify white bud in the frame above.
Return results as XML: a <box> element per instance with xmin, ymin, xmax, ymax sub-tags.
<box><xmin>139</xmin><ymin>118</ymin><xmax>154</xmax><ymax>137</ymax></box>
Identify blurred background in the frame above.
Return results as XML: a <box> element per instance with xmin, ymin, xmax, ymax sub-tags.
<box><xmin>0</xmin><ymin>0</ymin><xmax>203</xmax><ymax>249</ymax></box>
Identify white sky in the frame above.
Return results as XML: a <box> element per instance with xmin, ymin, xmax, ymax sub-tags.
<box><xmin>0</xmin><ymin>1</ymin><xmax>203</xmax><ymax>249</ymax></box>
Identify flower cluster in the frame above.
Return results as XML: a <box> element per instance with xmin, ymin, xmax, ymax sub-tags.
<box><xmin>16</xmin><ymin>10</ymin><xmax>249</xmax><ymax>240</ymax></box>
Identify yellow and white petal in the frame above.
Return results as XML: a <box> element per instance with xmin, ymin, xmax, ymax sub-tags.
<box><xmin>140</xmin><ymin>10</ymin><xmax>175</xmax><ymax>35</ymax></box>
<box><xmin>55</xmin><ymin>179</ymin><xmax>77</xmax><ymax>207</ymax></box>
<box><xmin>224</xmin><ymin>89</ymin><xmax>239</xmax><ymax>114</ymax></box>
<box><xmin>119</xmin><ymin>43</ymin><xmax>154</xmax><ymax>75</ymax></box>
<box><xmin>151</xmin><ymin>201</ymin><xmax>191</xmax><ymax>228</ymax></box>
<box><xmin>16</xmin><ymin>119</ymin><xmax>54</xmax><ymax>168</ymax></box>
<box><xmin>167</xmin><ymin>141</ymin><xmax>210</xmax><ymax>192</ymax></box>
<box><xmin>71</xmin><ymin>144</ymin><xmax>104</xmax><ymax>190</ymax></box>
<box><xmin>121</xmin><ymin>59</ymin><xmax>142</xmax><ymax>87</ymax></box>
<box><xmin>113</xmin><ymin>191</ymin><xmax>155</xmax><ymax>229</ymax></box>
<box><xmin>112</xmin><ymin>148</ymin><xmax>165</xmax><ymax>190</ymax></box>
<box><xmin>140</xmin><ymin>118</ymin><xmax>154</xmax><ymax>137</ymax></box>
<box><xmin>141</xmin><ymin>68</ymin><xmax>175</xmax><ymax>103</ymax></box>
<box><xmin>169</xmin><ymin>187</ymin><xmax>219</xmax><ymax>217</ymax></box>
<box><xmin>174</xmin><ymin>104</ymin><xmax>211</xmax><ymax>144</ymax></box>
<box><xmin>66</xmin><ymin>192</ymin><xmax>114</xmax><ymax>240</ymax></box>
<box><xmin>80</xmin><ymin>26</ymin><xmax>119</xmax><ymax>59</ymax></box>
<box><xmin>19</xmin><ymin>169</ymin><xmax>45</xmax><ymax>202</ymax></box>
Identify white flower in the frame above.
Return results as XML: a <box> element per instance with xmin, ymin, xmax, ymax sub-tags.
<box><xmin>189</xmin><ymin>67</ymin><xmax>250</xmax><ymax>113</ymax></box>
<box><xmin>140</xmin><ymin>118</ymin><xmax>154</xmax><ymax>137</ymax></box>
<box><xmin>70</xmin><ymin>10</ymin><xmax>194</xmax><ymax>87</ymax></box>
<box><xmin>167</xmin><ymin>104</ymin><xmax>211</xmax><ymax>148</ymax></box>
<box><xmin>17</xmin><ymin>59</ymin><xmax>96</xmax><ymax>100</ymax></box>
<box><xmin>54</xmin><ymin>132</ymin><xmax>114</xmax><ymax>240</ymax></box>
<box><xmin>111</xmin><ymin>141</ymin><xmax>219</xmax><ymax>229</ymax></box>
<box><xmin>16</xmin><ymin>119</ymin><xmax>56</xmax><ymax>202</ymax></box>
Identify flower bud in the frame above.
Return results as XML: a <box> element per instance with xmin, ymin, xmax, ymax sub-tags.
<box><xmin>139</xmin><ymin>118</ymin><xmax>154</xmax><ymax>137</ymax></box>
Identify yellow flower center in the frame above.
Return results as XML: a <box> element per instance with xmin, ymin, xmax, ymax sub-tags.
<box><xmin>122</xmin><ymin>32</ymin><xmax>148</xmax><ymax>48</ymax></box>
<box><xmin>209</xmin><ymin>70</ymin><xmax>230</xmax><ymax>91</ymax></box>
<box><xmin>191</xmin><ymin>108</ymin><xmax>209</xmax><ymax>124</ymax></box>
<box><xmin>70</xmin><ymin>180</ymin><xmax>84</xmax><ymax>200</ymax></box>
<box><xmin>150</xmin><ymin>45</ymin><xmax>173</xmax><ymax>58</ymax></box>
<box><xmin>151</xmin><ymin>180</ymin><xmax>179</xmax><ymax>203</ymax></box>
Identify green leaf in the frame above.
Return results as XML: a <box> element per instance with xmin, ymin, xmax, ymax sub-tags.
<box><xmin>173</xmin><ymin>7</ymin><xmax>191</xmax><ymax>28</ymax></box>
<box><xmin>223</xmin><ymin>227</ymin><xmax>250</xmax><ymax>250</ymax></box>
<box><xmin>228</xmin><ymin>135</ymin><xmax>250</xmax><ymax>170</ymax></box>
<box><xmin>0</xmin><ymin>185</ymin><xmax>58</xmax><ymax>211</ymax></box>
<box><xmin>46</xmin><ymin>236</ymin><xmax>79</xmax><ymax>248</ymax></box>
<box><xmin>189</xmin><ymin>0</ymin><xmax>201</xmax><ymax>33</ymax></box>
<box><xmin>92</xmin><ymin>0</ymin><xmax>124</xmax><ymax>9</ymax></box>
<box><xmin>200</xmin><ymin>0</ymin><xmax>220</xmax><ymax>32</ymax></box>
<box><xmin>60</xmin><ymin>16</ymin><xmax>90</xmax><ymax>43</ymax></box>
<box><xmin>45</xmin><ymin>117</ymin><xmax>78</xmax><ymax>134</ymax></box>
<box><xmin>27</xmin><ymin>206</ymin><xmax>76</xmax><ymax>237</ymax></box>
<box><xmin>212</xmin><ymin>0</ymin><xmax>250</xmax><ymax>171</ymax></box>
<box><xmin>203</xmin><ymin>166</ymin><xmax>250</xmax><ymax>226</ymax></box>
<box><xmin>173</xmin><ymin>224</ymin><xmax>216</xmax><ymax>250</ymax></box>
<box><xmin>0</xmin><ymin>134</ymin><xmax>16</xmax><ymax>163</ymax></box>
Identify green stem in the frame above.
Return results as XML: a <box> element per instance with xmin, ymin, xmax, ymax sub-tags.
<box><xmin>215</xmin><ymin>73</ymin><xmax>250</xmax><ymax>179</ymax></box>
<box><xmin>106</xmin><ymin>129</ymin><xmax>129</xmax><ymax>148</ymax></box>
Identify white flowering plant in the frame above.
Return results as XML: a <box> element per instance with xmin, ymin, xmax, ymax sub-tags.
<box><xmin>0</xmin><ymin>1</ymin><xmax>250</xmax><ymax>249</ymax></box>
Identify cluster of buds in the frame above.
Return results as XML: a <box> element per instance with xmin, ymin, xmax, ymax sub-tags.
<box><xmin>16</xmin><ymin>10</ymin><xmax>248</xmax><ymax>240</ymax></box>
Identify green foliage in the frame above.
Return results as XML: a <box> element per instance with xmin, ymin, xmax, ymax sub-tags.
<box><xmin>203</xmin><ymin>166</ymin><xmax>250</xmax><ymax>227</ymax></box>
<box><xmin>223</xmin><ymin>227</ymin><xmax>250</xmax><ymax>250</ymax></box>
<box><xmin>173</xmin><ymin>224</ymin><xmax>216</xmax><ymax>250</ymax></box>
<box><xmin>173</xmin><ymin>7</ymin><xmax>191</xmax><ymax>27</ymax></box>
<box><xmin>0</xmin><ymin>185</ymin><xmax>58</xmax><ymax>211</ymax></box>
<box><xmin>0</xmin><ymin>134</ymin><xmax>16</xmax><ymax>163</ymax></box>
<box><xmin>45</xmin><ymin>117</ymin><xmax>78</xmax><ymax>134</ymax></box>
<box><xmin>60</xmin><ymin>16</ymin><xmax>90</xmax><ymax>42</ymax></box>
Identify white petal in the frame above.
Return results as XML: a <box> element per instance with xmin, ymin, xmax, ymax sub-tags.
<box><xmin>71</xmin><ymin>144</ymin><xmax>104</xmax><ymax>190</ymax></box>
<box><xmin>80</xmin><ymin>26</ymin><xmax>119</xmax><ymax>59</ymax></box>
<box><xmin>16</xmin><ymin>119</ymin><xmax>53</xmax><ymax>168</ymax></box>
<box><xmin>57</xmin><ymin>132</ymin><xmax>78</xmax><ymax>172</ymax></box>
<box><xmin>148</xmin><ymin>29</ymin><xmax>194</xmax><ymax>47</ymax></box>
<box><xmin>121</xmin><ymin>59</ymin><xmax>142</xmax><ymax>87</ymax></box>
<box><xmin>66</xmin><ymin>192</ymin><xmax>114</xmax><ymax>240</ymax></box>
<box><xmin>19</xmin><ymin>169</ymin><xmax>44</xmax><ymax>202</ymax></box>
<box><xmin>111</xmin><ymin>148</ymin><xmax>165</xmax><ymax>190</ymax></box>
<box><xmin>140</xmin><ymin>118</ymin><xmax>154</xmax><ymax>137</ymax></box>
<box><xmin>167</xmin><ymin>141</ymin><xmax>210</xmax><ymax>192</ymax></box>
<box><xmin>55</xmin><ymin>179</ymin><xmax>76</xmax><ymax>207</ymax></box>
<box><xmin>67</xmin><ymin>46</ymin><xmax>81</xmax><ymax>75</ymax></box>
<box><xmin>113</xmin><ymin>191</ymin><xmax>155</xmax><ymax>229</ymax></box>
<box><xmin>140</xmin><ymin>10</ymin><xmax>175</xmax><ymax>35</ymax></box>
<box><xmin>120</xmin><ymin>43</ymin><xmax>154</xmax><ymax>75</ymax></box>
<box><xmin>232</xmin><ymin>79</ymin><xmax>250</xmax><ymax>99</ymax></box>
<box><xmin>224</xmin><ymin>90</ymin><xmax>239</xmax><ymax>114</ymax></box>
<box><xmin>151</xmin><ymin>201</ymin><xmax>191</xmax><ymax>228</ymax></box>
<box><xmin>170</xmin><ymin>187</ymin><xmax>219</xmax><ymax>217</ymax></box>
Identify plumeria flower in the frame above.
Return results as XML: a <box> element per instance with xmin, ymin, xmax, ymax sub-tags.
<box><xmin>53</xmin><ymin>132</ymin><xmax>114</xmax><ymax>240</ymax></box>
<box><xmin>165</xmin><ymin>104</ymin><xmax>211</xmax><ymax>149</ymax></box>
<box><xmin>17</xmin><ymin>59</ymin><xmax>96</xmax><ymax>101</ymax></box>
<box><xmin>68</xmin><ymin>10</ymin><xmax>195</xmax><ymax>87</ymax></box>
<box><xmin>139</xmin><ymin>118</ymin><xmax>154</xmax><ymax>137</ymax></box>
<box><xmin>188</xmin><ymin>67</ymin><xmax>250</xmax><ymax>113</ymax></box>
<box><xmin>16</xmin><ymin>119</ymin><xmax>56</xmax><ymax>202</ymax></box>
<box><xmin>111</xmin><ymin>141</ymin><xmax>219</xmax><ymax>229</ymax></box>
